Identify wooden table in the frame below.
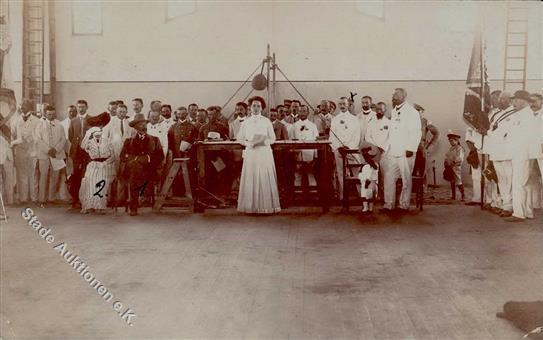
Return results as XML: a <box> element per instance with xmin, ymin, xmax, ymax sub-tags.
<box><xmin>194</xmin><ymin>140</ymin><xmax>333</xmax><ymax>213</ymax></box>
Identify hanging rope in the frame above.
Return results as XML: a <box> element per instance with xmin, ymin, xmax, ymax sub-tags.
<box><xmin>275</xmin><ymin>64</ymin><xmax>316</xmax><ymax>113</ymax></box>
<box><xmin>221</xmin><ymin>62</ymin><xmax>262</xmax><ymax>111</ymax></box>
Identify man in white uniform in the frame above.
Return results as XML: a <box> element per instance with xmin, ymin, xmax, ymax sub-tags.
<box><xmin>381</xmin><ymin>88</ymin><xmax>422</xmax><ymax>212</ymax></box>
<box><xmin>365</xmin><ymin>101</ymin><xmax>390</xmax><ymax>152</ymax></box>
<box><xmin>530</xmin><ymin>93</ymin><xmax>543</xmax><ymax>209</ymax></box>
<box><xmin>293</xmin><ymin>105</ymin><xmax>319</xmax><ymax>192</ymax></box>
<box><xmin>10</xmin><ymin>108</ymin><xmax>40</xmax><ymax>203</ymax></box>
<box><xmin>35</xmin><ymin>105</ymin><xmax>66</xmax><ymax>206</ymax></box>
<box><xmin>506</xmin><ymin>90</ymin><xmax>540</xmax><ymax>222</ymax></box>
<box><xmin>487</xmin><ymin>92</ymin><xmax>516</xmax><ymax>217</ymax></box>
<box><xmin>229</xmin><ymin>102</ymin><xmax>248</xmax><ymax>140</ymax></box>
<box><xmin>329</xmin><ymin>97</ymin><xmax>361</xmax><ymax>201</ymax></box>
<box><xmin>357</xmin><ymin>95</ymin><xmax>376</xmax><ymax>144</ymax></box>
<box><xmin>147</xmin><ymin>110</ymin><xmax>168</xmax><ymax>159</ymax></box>
<box><xmin>475</xmin><ymin>90</ymin><xmax>503</xmax><ymax>211</ymax></box>
<box><xmin>160</xmin><ymin>104</ymin><xmax>176</xmax><ymax>133</ymax></box>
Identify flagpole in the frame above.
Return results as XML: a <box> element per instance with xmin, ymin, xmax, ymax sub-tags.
<box><xmin>479</xmin><ymin>9</ymin><xmax>486</xmax><ymax>210</ymax></box>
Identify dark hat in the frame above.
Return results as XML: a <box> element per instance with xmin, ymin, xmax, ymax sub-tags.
<box><xmin>87</xmin><ymin>112</ymin><xmax>111</xmax><ymax>128</ymax></box>
<box><xmin>359</xmin><ymin>141</ymin><xmax>382</xmax><ymax>164</ymax></box>
<box><xmin>511</xmin><ymin>90</ymin><xmax>531</xmax><ymax>101</ymax></box>
<box><xmin>129</xmin><ymin>113</ymin><xmax>149</xmax><ymax>127</ymax></box>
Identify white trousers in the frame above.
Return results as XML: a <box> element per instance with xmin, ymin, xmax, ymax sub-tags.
<box><xmin>14</xmin><ymin>154</ymin><xmax>37</xmax><ymax>203</ymax></box>
<box><xmin>0</xmin><ymin>160</ymin><xmax>16</xmax><ymax>204</ymax></box>
<box><xmin>494</xmin><ymin>160</ymin><xmax>513</xmax><ymax>212</ymax></box>
<box><xmin>512</xmin><ymin>158</ymin><xmax>532</xmax><ymax>219</ymax></box>
<box><xmin>38</xmin><ymin>159</ymin><xmax>60</xmax><ymax>203</ymax></box>
<box><xmin>382</xmin><ymin>154</ymin><xmax>415</xmax><ymax>209</ymax></box>
<box><xmin>470</xmin><ymin>163</ymin><xmax>481</xmax><ymax>203</ymax></box>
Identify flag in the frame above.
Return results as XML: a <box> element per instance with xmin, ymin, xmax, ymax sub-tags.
<box><xmin>462</xmin><ymin>30</ymin><xmax>491</xmax><ymax>135</ymax></box>
<box><xmin>0</xmin><ymin>6</ymin><xmax>16</xmax><ymax>142</ymax></box>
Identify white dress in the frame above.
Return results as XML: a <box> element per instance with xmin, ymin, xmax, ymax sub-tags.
<box><xmin>79</xmin><ymin>138</ymin><xmax>115</xmax><ymax>211</ymax></box>
<box><xmin>237</xmin><ymin>114</ymin><xmax>281</xmax><ymax>214</ymax></box>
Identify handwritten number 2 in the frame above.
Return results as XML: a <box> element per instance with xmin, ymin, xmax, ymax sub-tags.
<box><xmin>93</xmin><ymin>180</ymin><xmax>106</xmax><ymax>198</ymax></box>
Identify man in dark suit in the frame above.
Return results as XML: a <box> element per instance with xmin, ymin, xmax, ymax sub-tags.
<box><xmin>67</xmin><ymin>99</ymin><xmax>90</xmax><ymax>209</ymax></box>
<box><xmin>270</xmin><ymin>108</ymin><xmax>289</xmax><ymax>141</ymax></box>
<box><xmin>168</xmin><ymin>107</ymin><xmax>199</xmax><ymax>196</ymax></box>
<box><xmin>120</xmin><ymin>114</ymin><xmax>164</xmax><ymax>215</ymax></box>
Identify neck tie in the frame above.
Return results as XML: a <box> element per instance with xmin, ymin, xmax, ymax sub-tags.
<box><xmin>48</xmin><ymin>122</ymin><xmax>53</xmax><ymax>148</ymax></box>
<box><xmin>120</xmin><ymin>119</ymin><xmax>124</xmax><ymax>136</ymax></box>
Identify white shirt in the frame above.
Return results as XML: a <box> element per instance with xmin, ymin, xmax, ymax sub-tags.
<box><xmin>465</xmin><ymin>126</ymin><xmax>483</xmax><ymax>151</ymax></box>
<box><xmin>358</xmin><ymin>110</ymin><xmax>376</xmax><ymax>142</ymax></box>
<box><xmin>60</xmin><ymin>117</ymin><xmax>71</xmax><ymax>139</ymax></box>
<box><xmin>281</xmin><ymin>119</ymin><xmax>294</xmax><ymax>140</ymax></box>
<box><xmin>365</xmin><ymin>116</ymin><xmax>390</xmax><ymax>151</ymax></box>
<box><xmin>487</xmin><ymin>106</ymin><xmax>516</xmax><ymax>161</ymax></box>
<box><xmin>161</xmin><ymin>117</ymin><xmax>176</xmax><ymax>133</ymax></box>
<box><xmin>11</xmin><ymin>115</ymin><xmax>40</xmax><ymax>157</ymax></box>
<box><xmin>387</xmin><ymin>102</ymin><xmax>422</xmax><ymax>156</ymax></box>
<box><xmin>509</xmin><ymin>105</ymin><xmax>540</xmax><ymax>160</ymax></box>
<box><xmin>103</xmin><ymin>116</ymin><xmax>132</xmax><ymax>157</ymax></box>
<box><xmin>535</xmin><ymin>109</ymin><xmax>543</xmax><ymax>158</ymax></box>
<box><xmin>293</xmin><ymin>118</ymin><xmax>319</xmax><ymax>162</ymax></box>
<box><xmin>147</xmin><ymin>121</ymin><xmax>168</xmax><ymax>157</ymax></box>
<box><xmin>329</xmin><ymin>111</ymin><xmax>361</xmax><ymax>151</ymax></box>
<box><xmin>229</xmin><ymin>116</ymin><xmax>246</xmax><ymax>140</ymax></box>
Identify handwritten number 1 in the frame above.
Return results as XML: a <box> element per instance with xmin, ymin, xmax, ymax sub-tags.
<box><xmin>93</xmin><ymin>180</ymin><xmax>106</xmax><ymax>198</ymax></box>
<box><xmin>135</xmin><ymin>181</ymin><xmax>148</xmax><ymax>197</ymax></box>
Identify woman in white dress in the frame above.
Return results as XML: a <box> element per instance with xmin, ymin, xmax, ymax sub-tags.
<box><xmin>79</xmin><ymin>127</ymin><xmax>116</xmax><ymax>214</ymax></box>
<box><xmin>237</xmin><ymin>96</ymin><xmax>281</xmax><ymax>214</ymax></box>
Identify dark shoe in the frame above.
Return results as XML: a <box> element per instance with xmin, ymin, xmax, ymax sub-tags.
<box><xmin>500</xmin><ymin>210</ymin><xmax>513</xmax><ymax>218</ymax></box>
<box><xmin>483</xmin><ymin>203</ymin><xmax>492</xmax><ymax>210</ymax></box>
<box><xmin>379</xmin><ymin>207</ymin><xmax>393</xmax><ymax>214</ymax></box>
<box><xmin>491</xmin><ymin>207</ymin><xmax>503</xmax><ymax>215</ymax></box>
<box><xmin>397</xmin><ymin>208</ymin><xmax>410</xmax><ymax>214</ymax></box>
<box><xmin>504</xmin><ymin>216</ymin><xmax>525</xmax><ymax>222</ymax></box>
<box><xmin>465</xmin><ymin>201</ymin><xmax>479</xmax><ymax>206</ymax></box>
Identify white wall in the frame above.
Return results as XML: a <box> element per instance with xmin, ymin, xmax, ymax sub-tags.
<box><xmin>5</xmin><ymin>0</ymin><xmax>543</xmax><ymax>186</ymax></box>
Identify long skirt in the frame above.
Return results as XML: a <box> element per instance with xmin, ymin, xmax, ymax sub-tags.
<box><xmin>79</xmin><ymin>160</ymin><xmax>115</xmax><ymax>210</ymax></box>
<box><xmin>237</xmin><ymin>145</ymin><xmax>281</xmax><ymax>214</ymax></box>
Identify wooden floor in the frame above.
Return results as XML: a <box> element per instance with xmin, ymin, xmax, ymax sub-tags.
<box><xmin>1</xmin><ymin>205</ymin><xmax>541</xmax><ymax>339</ymax></box>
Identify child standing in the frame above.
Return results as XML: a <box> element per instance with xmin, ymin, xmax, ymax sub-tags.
<box><xmin>358</xmin><ymin>142</ymin><xmax>381</xmax><ymax>213</ymax></box>
<box><xmin>444</xmin><ymin>130</ymin><xmax>465</xmax><ymax>200</ymax></box>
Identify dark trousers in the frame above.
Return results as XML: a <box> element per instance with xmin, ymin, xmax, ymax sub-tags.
<box><xmin>69</xmin><ymin>155</ymin><xmax>88</xmax><ymax>207</ymax></box>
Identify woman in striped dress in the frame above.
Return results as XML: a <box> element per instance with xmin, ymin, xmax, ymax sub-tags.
<box><xmin>79</xmin><ymin>127</ymin><xmax>116</xmax><ymax>214</ymax></box>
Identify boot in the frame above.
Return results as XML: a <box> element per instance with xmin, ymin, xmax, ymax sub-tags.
<box><xmin>458</xmin><ymin>184</ymin><xmax>465</xmax><ymax>201</ymax></box>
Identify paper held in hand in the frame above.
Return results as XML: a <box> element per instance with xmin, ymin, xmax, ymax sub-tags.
<box><xmin>251</xmin><ymin>134</ymin><xmax>266</xmax><ymax>146</ymax></box>
<box><xmin>180</xmin><ymin>141</ymin><xmax>192</xmax><ymax>152</ymax></box>
<box><xmin>49</xmin><ymin>157</ymin><xmax>66</xmax><ymax>171</ymax></box>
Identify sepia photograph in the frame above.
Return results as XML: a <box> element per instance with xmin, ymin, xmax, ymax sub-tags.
<box><xmin>0</xmin><ymin>0</ymin><xmax>542</xmax><ymax>339</ymax></box>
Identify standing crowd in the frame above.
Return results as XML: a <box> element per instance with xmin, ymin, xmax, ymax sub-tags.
<box><xmin>1</xmin><ymin>88</ymin><xmax>541</xmax><ymax>219</ymax></box>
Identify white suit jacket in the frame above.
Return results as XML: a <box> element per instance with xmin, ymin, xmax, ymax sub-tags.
<box><xmin>387</xmin><ymin>102</ymin><xmax>422</xmax><ymax>156</ymax></box>
<box><xmin>103</xmin><ymin>116</ymin><xmax>133</xmax><ymax>157</ymax></box>
<box><xmin>35</xmin><ymin>119</ymin><xmax>66</xmax><ymax>160</ymax></box>
<box><xmin>329</xmin><ymin>111</ymin><xmax>361</xmax><ymax>151</ymax></box>
<box><xmin>487</xmin><ymin>106</ymin><xmax>516</xmax><ymax>161</ymax></box>
<box><xmin>509</xmin><ymin>106</ymin><xmax>541</xmax><ymax>160</ymax></box>
<box><xmin>293</xmin><ymin>119</ymin><xmax>319</xmax><ymax>162</ymax></box>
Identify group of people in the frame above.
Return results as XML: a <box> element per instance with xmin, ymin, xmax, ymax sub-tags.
<box><xmin>2</xmin><ymin>87</ymin><xmax>540</xmax><ymax>218</ymax></box>
<box><xmin>464</xmin><ymin>90</ymin><xmax>543</xmax><ymax>223</ymax></box>
<box><xmin>0</xmin><ymin>88</ymin><xmax>446</xmax><ymax>216</ymax></box>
